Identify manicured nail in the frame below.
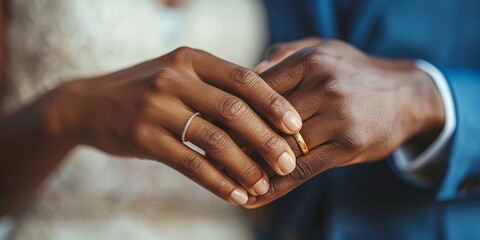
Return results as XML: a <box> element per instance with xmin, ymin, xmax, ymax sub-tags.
<box><xmin>230</xmin><ymin>189</ymin><xmax>248</xmax><ymax>205</ymax></box>
<box><xmin>254</xmin><ymin>60</ymin><xmax>269</xmax><ymax>72</ymax></box>
<box><xmin>278</xmin><ymin>152</ymin><xmax>296</xmax><ymax>175</ymax></box>
<box><xmin>282</xmin><ymin>111</ymin><xmax>302</xmax><ymax>132</ymax></box>
<box><xmin>253</xmin><ymin>178</ymin><xmax>269</xmax><ymax>195</ymax></box>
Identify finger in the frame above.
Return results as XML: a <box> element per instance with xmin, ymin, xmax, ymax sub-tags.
<box><xmin>260</xmin><ymin>47</ymin><xmax>335</xmax><ymax>95</ymax></box>
<box><xmin>247</xmin><ymin>115</ymin><xmax>339</xmax><ymax>176</ymax></box>
<box><xmin>278</xmin><ymin>71</ymin><xmax>337</xmax><ymax>121</ymax></box>
<box><xmin>255</xmin><ymin>37</ymin><xmax>324</xmax><ymax>73</ymax></box>
<box><xmin>248</xmin><ymin>151</ymin><xmax>275</xmax><ymax>177</ymax></box>
<box><xmin>185</xmin><ymin>116</ymin><xmax>270</xmax><ymax>196</ymax></box>
<box><xmin>244</xmin><ymin>143</ymin><xmax>349</xmax><ymax>209</ymax></box>
<box><xmin>190</xmin><ymin>50</ymin><xmax>303</xmax><ymax>134</ymax></box>
<box><xmin>222</xmin><ymin>127</ymin><xmax>275</xmax><ymax>175</ymax></box>
<box><xmin>178</xmin><ymin>79</ymin><xmax>297</xmax><ymax>176</ymax></box>
<box><xmin>283</xmin><ymin>115</ymin><xmax>338</xmax><ymax>157</ymax></box>
<box><xmin>147</xmin><ymin>98</ymin><xmax>269</xmax><ymax>195</ymax></box>
<box><xmin>137</xmin><ymin>123</ymin><xmax>250</xmax><ymax>206</ymax></box>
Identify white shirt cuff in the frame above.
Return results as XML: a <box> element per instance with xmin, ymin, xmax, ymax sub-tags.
<box><xmin>393</xmin><ymin>59</ymin><xmax>456</xmax><ymax>176</ymax></box>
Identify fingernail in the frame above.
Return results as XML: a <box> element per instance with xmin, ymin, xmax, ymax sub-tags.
<box><xmin>282</xmin><ymin>111</ymin><xmax>302</xmax><ymax>132</ymax></box>
<box><xmin>254</xmin><ymin>60</ymin><xmax>269</xmax><ymax>72</ymax></box>
<box><xmin>230</xmin><ymin>189</ymin><xmax>249</xmax><ymax>205</ymax></box>
<box><xmin>253</xmin><ymin>178</ymin><xmax>269</xmax><ymax>195</ymax></box>
<box><xmin>278</xmin><ymin>152</ymin><xmax>296</xmax><ymax>175</ymax></box>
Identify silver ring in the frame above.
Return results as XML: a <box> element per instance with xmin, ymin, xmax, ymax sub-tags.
<box><xmin>181</xmin><ymin>112</ymin><xmax>201</xmax><ymax>143</ymax></box>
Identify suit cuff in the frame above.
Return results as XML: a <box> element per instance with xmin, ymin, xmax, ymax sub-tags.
<box><xmin>392</xmin><ymin>59</ymin><xmax>456</xmax><ymax>184</ymax></box>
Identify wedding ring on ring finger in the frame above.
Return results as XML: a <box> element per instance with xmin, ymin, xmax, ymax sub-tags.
<box><xmin>181</xmin><ymin>112</ymin><xmax>202</xmax><ymax>143</ymax></box>
<box><xmin>294</xmin><ymin>132</ymin><xmax>309</xmax><ymax>155</ymax></box>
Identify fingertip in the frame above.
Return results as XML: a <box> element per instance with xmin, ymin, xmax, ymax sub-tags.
<box><xmin>252</xmin><ymin>178</ymin><xmax>270</xmax><ymax>195</ymax></box>
<box><xmin>277</xmin><ymin>152</ymin><xmax>296</xmax><ymax>176</ymax></box>
<box><xmin>282</xmin><ymin>110</ymin><xmax>303</xmax><ymax>133</ymax></box>
<box><xmin>230</xmin><ymin>188</ymin><xmax>249</xmax><ymax>206</ymax></box>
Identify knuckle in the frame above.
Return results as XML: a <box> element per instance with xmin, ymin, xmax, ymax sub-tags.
<box><xmin>170</xmin><ymin>46</ymin><xmax>196</xmax><ymax>63</ymax></box>
<box><xmin>336</xmin><ymin>129</ymin><xmax>366</xmax><ymax>151</ymax></box>
<box><xmin>321</xmin><ymin>77</ymin><xmax>343</xmax><ymax>97</ymax></box>
<box><xmin>180</xmin><ymin>154</ymin><xmax>206</xmax><ymax>178</ymax></box>
<box><xmin>268</xmin><ymin>95</ymin><xmax>288</xmax><ymax>115</ymax></box>
<box><xmin>304</xmin><ymin>47</ymin><xmax>327</xmax><ymax>62</ymax></box>
<box><xmin>309</xmin><ymin>76</ymin><xmax>343</xmax><ymax>102</ymax></box>
<box><xmin>132</xmin><ymin>124</ymin><xmax>149</xmax><ymax>149</ymax></box>
<box><xmin>240</xmin><ymin>163</ymin><xmax>261</xmax><ymax>181</ymax></box>
<box><xmin>202</xmin><ymin>127</ymin><xmax>229</xmax><ymax>153</ymax></box>
<box><xmin>217</xmin><ymin>95</ymin><xmax>248</xmax><ymax>121</ymax></box>
<box><xmin>299</xmin><ymin>47</ymin><xmax>332</xmax><ymax>70</ymax></box>
<box><xmin>213</xmin><ymin>177</ymin><xmax>230</xmax><ymax>195</ymax></box>
<box><xmin>289</xmin><ymin>161</ymin><xmax>313</xmax><ymax>182</ymax></box>
<box><xmin>153</xmin><ymin>68</ymin><xmax>178</xmax><ymax>90</ymax></box>
<box><xmin>230</xmin><ymin>66</ymin><xmax>260</xmax><ymax>86</ymax></box>
<box><xmin>263</xmin><ymin>135</ymin><xmax>282</xmax><ymax>153</ymax></box>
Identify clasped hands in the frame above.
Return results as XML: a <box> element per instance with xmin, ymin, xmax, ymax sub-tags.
<box><xmin>53</xmin><ymin>38</ymin><xmax>444</xmax><ymax>208</ymax></box>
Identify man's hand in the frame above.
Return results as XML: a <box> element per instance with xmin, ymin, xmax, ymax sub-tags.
<box><xmin>245</xmin><ymin>39</ymin><xmax>445</xmax><ymax>208</ymax></box>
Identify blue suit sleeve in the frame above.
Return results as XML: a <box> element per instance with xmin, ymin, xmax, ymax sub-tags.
<box><xmin>438</xmin><ymin>68</ymin><xmax>480</xmax><ymax>200</ymax></box>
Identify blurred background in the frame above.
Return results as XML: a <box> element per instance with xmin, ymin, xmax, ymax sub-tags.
<box><xmin>2</xmin><ymin>0</ymin><xmax>268</xmax><ymax>239</ymax></box>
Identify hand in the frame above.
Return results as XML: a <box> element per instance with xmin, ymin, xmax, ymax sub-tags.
<box><xmin>49</xmin><ymin>47</ymin><xmax>302</xmax><ymax>206</ymax></box>
<box><xmin>245</xmin><ymin>39</ymin><xmax>445</xmax><ymax>208</ymax></box>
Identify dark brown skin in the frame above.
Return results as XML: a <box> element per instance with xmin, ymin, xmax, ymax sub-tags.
<box><xmin>0</xmin><ymin>45</ymin><xmax>306</xmax><ymax>215</ymax></box>
<box><xmin>0</xmin><ymin>3</ymin><xmax>445</xmax><ymax>216</ymax></box>
<box><xmin>245</xmin><ymin>38</ymin><xmax>445</xmax><ymax>208</ymax></box>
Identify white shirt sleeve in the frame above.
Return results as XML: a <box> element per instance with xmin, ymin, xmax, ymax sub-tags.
<box><xmin>392</xmin><ymin>59</ymin><xmax>456</xmax><ymax>183</ymax></box>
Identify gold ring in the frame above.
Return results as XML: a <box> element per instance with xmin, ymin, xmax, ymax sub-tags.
<box><xmin>293</xmin><ymin>132</ymin><xmax>309</xmax><ymax>155</ymax></box>
<box><xmin>181</xmin><ymin>112</ymin><xmax>201</xmax><ymax>143</ymax></box>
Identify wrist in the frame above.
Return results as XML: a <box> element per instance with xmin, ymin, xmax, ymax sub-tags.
<box><xmin>404</xmin><ymin>65</ymin><xmax>445</xmax><ymax>143</ymax></box>
<box><xmin>41</xmin><ymin>81</ymin><xmax>85</xmax><ymax>145</ymax></box>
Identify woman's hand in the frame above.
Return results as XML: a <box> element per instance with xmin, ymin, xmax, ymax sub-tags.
<box><xmin>245</xmin><ymin>39</ymin><xmax>445</xmax><ymax>208</ymax></box>
<box><xmin>50</xmin><ymin>47</ymin><xmax>302</xmax><ymax>205</ymax></box>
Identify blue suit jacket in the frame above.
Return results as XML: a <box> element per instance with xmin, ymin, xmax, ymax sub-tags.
<box><xmin>259</xmin><ymin>0</ymin><xmax>480</xmax><ymax>239</ymax></box>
